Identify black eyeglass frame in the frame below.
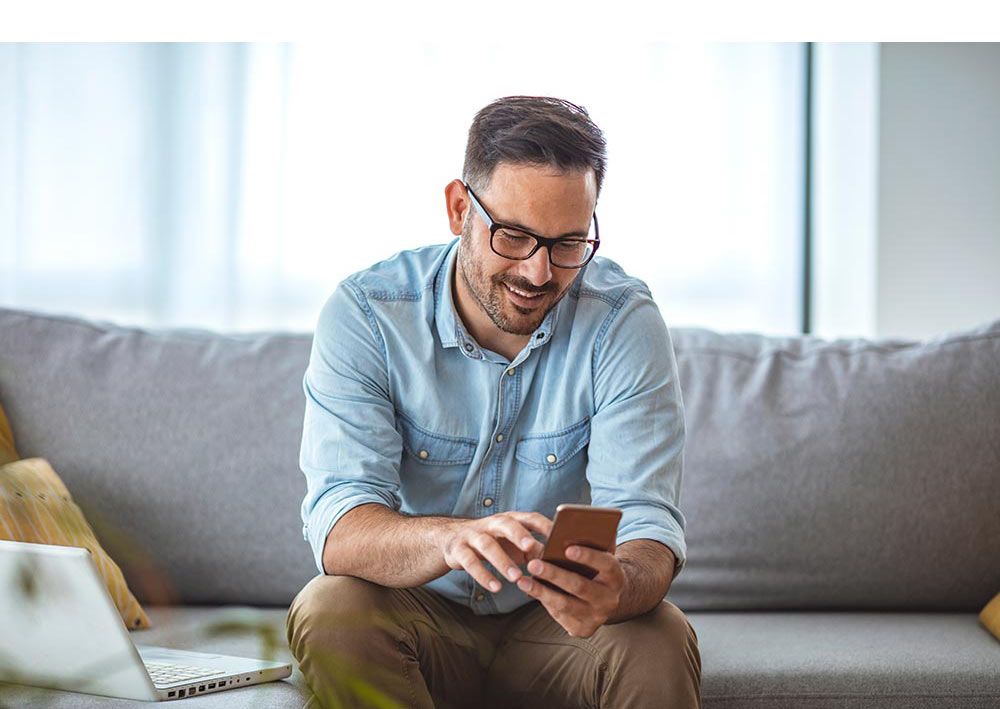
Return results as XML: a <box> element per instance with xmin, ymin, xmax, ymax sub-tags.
<box><xmin>463</xmin><ymin>182</ymin><xmax>600</xmax><ymax>269</ymax></box>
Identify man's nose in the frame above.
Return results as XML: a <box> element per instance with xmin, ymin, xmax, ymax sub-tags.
<box><xmin>520</xmin><ymin>246</ymin><xmax>553</xmax><ymax>287</ymax></box>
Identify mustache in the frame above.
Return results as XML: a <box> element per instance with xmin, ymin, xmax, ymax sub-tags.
<box><xmin>495</xmin><ymin>277</ymin><xmax>555</xmax><ymax>296</ymax></box>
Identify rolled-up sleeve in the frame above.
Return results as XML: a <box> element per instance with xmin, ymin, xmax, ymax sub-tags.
<box><xmin>299</xmin><ymin>281</ymin><xmax>403</xmax><ymax>574</ymax></box>
<box><xmin>587</xmin><ymin>289</ymin><xmax>688</xmax><ymax>580</ymax></box>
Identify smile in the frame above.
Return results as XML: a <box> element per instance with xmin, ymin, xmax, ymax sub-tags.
<box><xmin>504</xmin><ymin>283</ymin><xmax>545</xmax><ymax>299</ymax></box>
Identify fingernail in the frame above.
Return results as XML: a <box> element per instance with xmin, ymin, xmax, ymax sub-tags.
<box><xmin>490</xmin><ymin>580</ymin><xmax>501</xmax><ymax>592</ymax></box>
<box><xmin>528</xmin><ymin>559</ymin><xmax>542</xmax><ymax>574</ymax></box>
<box><xmin>518</xmin><ymin>578</ymin><xmax>532</xmax><ymax>591</ymax></box>
<box><xmin>507</xmin><ymin>567</ymin><xmax>521</xmax><ymax>581</ymax></box>
<box><xmin>567</xmin><ymin>546</ymin><xmax>579</xmax><ymax>559</ymax></box>
<box><xmin>521</xmin><ymin>538</ymin><xmax>533</xmax><ymax>550</ymax></box>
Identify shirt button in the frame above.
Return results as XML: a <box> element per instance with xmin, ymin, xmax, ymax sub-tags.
<box><xmin>464</xmin><ymin>343</ymin><xmax>474</xmax><ymax>352</ymax></box>
<box><xmin>483</xmin><ymin>497</ymin><xmax>493</xmax><ymax>507</ymax></box>
<box><xmin>506</xmin><ymin>368</ymin><xmax>515</xmax><ymax>376</ymax></box>
<box><xmin>475</xmin><ymin>592</ymin><xmax>485</xmax><ymax>602</ymax></box>
<box><xmin>536</xmin><ymin>332</ymin><xmax>544</xmax><ymax>339</ymax></box>
<box><xmin>495</xmin><ymin>433</ymin><xmax>504</xmax><ymax>442</ymax></box>
<box><xmin>546</xmin><ymin>453</ymin><xmax>557</xmax><ymax>464</ymax></box>
<box><xmin>418</xmin><ymin>450</ymin><xmax>429</xmax><ymax>459</ymax></box>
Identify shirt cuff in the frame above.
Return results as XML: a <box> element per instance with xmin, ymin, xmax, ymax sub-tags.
<box><xmin>615</xmin><ymin>512</ymin><xmax>688</xmax><ymax>581</ymax></box>
<box><xmin>302</xmin><ymin>486</ymin><xmax>398</xmax><ymax>575</ymax></box>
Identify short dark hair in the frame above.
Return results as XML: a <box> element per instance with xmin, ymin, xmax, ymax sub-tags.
<box><xmin>462</xmin><ymin>95</ymin><xmax>608</xmax><ymax>198</ymax></box>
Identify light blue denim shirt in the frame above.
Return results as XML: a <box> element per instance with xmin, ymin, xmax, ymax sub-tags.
<box><xmin>299</xmin><ymin>238</ymin><xmax>687</xmax><ymax>615</ymax></box>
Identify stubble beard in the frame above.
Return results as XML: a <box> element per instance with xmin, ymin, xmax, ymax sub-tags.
<box><xmin>458</xmin><ymin>217</ymin><xmax>565</xmax><ymax>337</ymax></box>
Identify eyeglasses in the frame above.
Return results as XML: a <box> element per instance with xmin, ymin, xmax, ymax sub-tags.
<box><xmin>463</xmin><ymin>182</ymin><xmax>600</xmax><ymax>269</ymax></box>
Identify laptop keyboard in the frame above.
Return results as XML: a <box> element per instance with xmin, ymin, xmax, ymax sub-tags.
<box><xmin>145</xmin><ymin>661</ymin><xmax>225</xmax><ymax>687</ymax></box>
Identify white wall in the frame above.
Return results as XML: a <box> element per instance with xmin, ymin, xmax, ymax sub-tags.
<box><xmin>877</xmin><ymin>43</ymin><xmax>1000</xmax><ymax>339</ymax></box>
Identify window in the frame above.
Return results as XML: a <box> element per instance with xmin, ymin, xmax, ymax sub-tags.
<box><xmin>0</xmin><ymin>42</ymin><xmax>805</xmax><ymax>335</ymax></box>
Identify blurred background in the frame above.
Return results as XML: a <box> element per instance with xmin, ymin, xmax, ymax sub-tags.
<box><xmin>0</xmin><ymin>42</ymin><xmax>997</xmax><ymax>339</ymax></box>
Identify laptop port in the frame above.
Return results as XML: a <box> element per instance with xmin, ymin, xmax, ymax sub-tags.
<box><xmin>208</xmin><ymin>683</ymin><xmax>216</xmax><ymax>689</ymax></box>
<box><xmin>199</xmin><ymin>685</ymin><xmax>206</xmax><ymax>691</ymax></box>
<box><xmin>178</xmin><ymin>689</ymin><xmax>186</xmax><ymax>697</ymax></box>
<box><xmin>168</xmin><ymin>691</ymin><xmax>175</xmax><ymax>697</ymax></box>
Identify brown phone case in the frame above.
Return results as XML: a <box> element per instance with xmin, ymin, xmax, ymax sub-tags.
<box><xmin>536</xmin><ymin>504</ymin><xmax>622</xmax><ymax>591</ymax></box>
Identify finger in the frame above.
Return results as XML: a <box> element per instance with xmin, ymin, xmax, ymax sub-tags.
<box><xmin>508</xmin><ymin>512</ymin><xmax>554</xmax><ymax>540</ymax></box>
<box><xmin>469</xmin><ymin>533</ymin><xmax>523</xmax><ymax>583</ymax></box>
<box><xmin>526</xmin><ymin>558</ymin><xmax>599</xmax><ymax>603</ymax></box>
<box><xmin>497</xmin><ymin>538</ymin><xmax>528</xmax><ymax>567</ymax></box>
<box><xmin>456</xmin><ymin>545</ymin><xmax>504</xmax><ymax>592</ymax></box>
<box><xmin>564</xmin><ymin>545</ymin><xmax>616</xmax><ymax>576</ymax></box>
<box><xmin>494</xmin><ymin>518</ymin><xmax>546</xmax><ymax>557</ymax></box>
<box><xmin>517</xmin><ymin>573</ymin><xmax>582</xmax><ymax>618</ymax></box>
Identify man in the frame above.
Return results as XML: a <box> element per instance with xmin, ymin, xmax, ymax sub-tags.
<box><xmin>287</xmin><ymin>95</ymin><xmax>701</xmax><ymax>708</ymax></box>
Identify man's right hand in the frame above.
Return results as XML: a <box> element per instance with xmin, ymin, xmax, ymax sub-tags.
<box><xmin>436</xmin><ymin>512</ymin><xmax>554</xmax><ymax>593</ymax></box>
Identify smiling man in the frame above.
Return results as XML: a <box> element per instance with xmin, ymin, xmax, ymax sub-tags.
<box><xmin>287</xmin><ymin>96</ymin><xmax>701</xmax><ymax>708</ymax></box>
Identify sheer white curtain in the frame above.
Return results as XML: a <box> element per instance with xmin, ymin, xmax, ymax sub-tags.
<box><xmin>0</xmin><ymin>42</ymin><xmax>804</xmax><ymax>335</ymax></box>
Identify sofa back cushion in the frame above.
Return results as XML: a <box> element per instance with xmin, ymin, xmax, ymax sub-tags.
<box><xmin>0</xmin><ymin>307</ymin><xmax>316</xmax><ymax>605</ymax></box>
<box><xmin>666</xmin><ymin>318</ymin><xmax>1000</xmax><ymax>611</ymax></box>
<box><xmin>1</xmin><ymin>305</ymin><xmax>998</xmax><ymax>609</ymax></box>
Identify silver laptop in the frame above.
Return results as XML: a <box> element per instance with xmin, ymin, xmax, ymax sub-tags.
<box><xmin>0</xmin><ymin>539</ymin><xmax>292</xmax><ymax>701</ymax></box>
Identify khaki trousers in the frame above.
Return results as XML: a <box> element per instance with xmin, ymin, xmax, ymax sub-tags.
<box><xmin>286</xmin><ymin>574</ymin><xmax>702</xmax><ymax>709</ymax></box>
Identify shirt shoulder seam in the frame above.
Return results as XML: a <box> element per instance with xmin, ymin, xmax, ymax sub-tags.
<box><xmin>591</xmin><ymin>285</ymin><xmax>648</xmax><ymax>374</ymax></box>
<box><xmin>343</xmin><ymin>279</ymin><xmax>389</xmax><ymax>364</ymax></box>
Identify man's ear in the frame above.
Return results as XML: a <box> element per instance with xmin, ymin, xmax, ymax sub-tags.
<box><xmin>445</xmin><ymin>179</ymin><xmax>469</xmax><ymax>237</ymax></box>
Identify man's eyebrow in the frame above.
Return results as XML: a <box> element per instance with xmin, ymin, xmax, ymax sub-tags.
<box><xmin>498</xmin><ymin>216</ymin><xmax>591</xmax><ymax>239</ymax></box>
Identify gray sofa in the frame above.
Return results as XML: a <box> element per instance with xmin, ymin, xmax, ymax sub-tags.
<box><xmin>1</xmin><ymin>304</ymin><xmax>998</xmax><ymax>708</ymax></box>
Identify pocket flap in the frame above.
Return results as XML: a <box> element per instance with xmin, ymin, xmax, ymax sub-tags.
<box><xmin>397</xmin><ymin>415</ymin><xmax>476</xmax><ymax>466</ymax></box>
<box><xmin>515</xmin><ymin>418</ymin><xmax>591</xmax><ymax>470</ymax></box>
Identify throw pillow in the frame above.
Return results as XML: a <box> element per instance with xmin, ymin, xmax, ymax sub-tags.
<box><xmin>0</xmin><ymin>457</ymin><xmax>151</xmax><ymax>629</ymax></box>
<box><xmin>981</xmin><ymin>592</ymin><xmax>1000</xmax><ymax>642</ymax></box>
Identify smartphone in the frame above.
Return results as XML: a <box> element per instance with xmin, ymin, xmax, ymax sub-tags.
<box><xmin>535</xmin><ymin>504</ymin><xmax>622</xmax><ymax>591</ymax></box>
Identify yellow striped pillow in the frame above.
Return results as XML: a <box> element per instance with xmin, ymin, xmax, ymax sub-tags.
<box><xmin>0</xmin><ymin>457</ymin><xmax>150</xmax><ymax>629</ymax></box>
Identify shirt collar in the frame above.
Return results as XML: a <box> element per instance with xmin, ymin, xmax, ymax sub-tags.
<box><xmin>434</xmin><ymin>238</ymin><xmax>562</xmax><ymax>360</ymax></box>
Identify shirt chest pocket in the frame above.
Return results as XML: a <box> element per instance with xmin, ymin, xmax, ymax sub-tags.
<box><xmin>397</xmin><ymin>414</ymin><xmax>476</xmax><ymax>515</ymax></box>
<box><xmin>513</xmin><ymin>417</ymin><xmax>592</xmax><ymax>514</ymax></box>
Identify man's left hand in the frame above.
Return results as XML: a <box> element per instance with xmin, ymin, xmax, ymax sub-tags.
<box><xmin>516</xmin><ymin>545</ymin><xmax>626</xmax><ymax>638</ymax></box>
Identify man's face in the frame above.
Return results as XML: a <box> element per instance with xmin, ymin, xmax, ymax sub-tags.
<box><xmin>457</xmin><ymin>163</ymin><xmax>598</xmax><ymax>337</ymax></box>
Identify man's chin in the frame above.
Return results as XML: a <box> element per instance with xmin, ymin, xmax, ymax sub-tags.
<box><xmin>496</xmin><ymin>303</ymin><xmax>546</xmax><ymax>336</ymax></box>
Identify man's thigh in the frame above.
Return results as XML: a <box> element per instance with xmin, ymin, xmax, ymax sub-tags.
<box><xmin>484</xmin><ymin>599</ymin><xmax>702</xmax><ymax>709</ymax></box>
<box><xmin>287</xmin><ymin>575</ymin><xmax>503</xmax><ymax>709</ymax></box>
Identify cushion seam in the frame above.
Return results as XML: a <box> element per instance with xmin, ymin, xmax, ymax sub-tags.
<box><xmin>674</xmin><ymin>330</ymin><xmax>1000</xmax><ymax>363</ymax></box>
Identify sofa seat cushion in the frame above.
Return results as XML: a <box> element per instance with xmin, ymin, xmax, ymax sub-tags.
<box><xmin>2</xmin><ymin>607</ymin><xmax>998</xmax><ymax>708</ymax></box>
<box><xmin>0</xmin><ymin>606</ymin><xmax>309</xmax><ymax>708</ymax></box>
<box><xmin>688</xmin><ymin>611</ymin><xmax>1000</xmax><ymax>709</ymax></box>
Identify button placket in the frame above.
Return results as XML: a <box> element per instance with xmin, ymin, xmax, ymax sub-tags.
<box><xmin>483</xmin><ymin>362</ymin><xmax>519</xmax><ymax>517</ymax></box>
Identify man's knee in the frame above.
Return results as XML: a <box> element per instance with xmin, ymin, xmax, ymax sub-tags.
<box><xmin>652</xmin><ymin>600</ymin><xmax>699</xmax><ymax>646</ymax></box>
<box><xmin>578</xmin><ymin>601</ymin><xmax>701</xmax><ymax>707</ymax></box>
<box><xmin>286</xmin><ymin>574</ymin><xmax>396</xmax><ymax>657</ymax></box>
<box><xmin>636</xmin><ymin>601</ymin><xmax>700</xmax><ymax>668</ymax></box>
<box><xmin>600</xmin><ymin>601</ymin><xmax>702</xmax><ymax>700</ymax></box>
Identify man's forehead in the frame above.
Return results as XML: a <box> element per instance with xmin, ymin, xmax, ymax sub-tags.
<box><xmin>484</xmin><ymin>164</ymin><xmax>597</xmax><ymax>235</ymax></box>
